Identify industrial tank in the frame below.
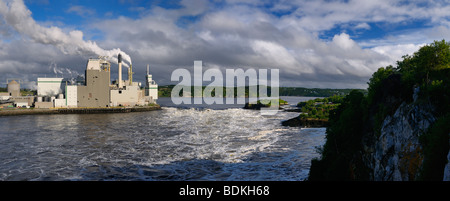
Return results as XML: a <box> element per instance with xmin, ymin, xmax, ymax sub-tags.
<box><xmin>7</xmin><ymin>80</ymin><xmax>20</xmax><ymax>97</ymax></box>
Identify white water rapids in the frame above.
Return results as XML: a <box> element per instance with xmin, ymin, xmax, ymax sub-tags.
<box><xmin>0</xmin><ymin>98</ymin><xmax>326</xmax><ymax>181</ymax></box>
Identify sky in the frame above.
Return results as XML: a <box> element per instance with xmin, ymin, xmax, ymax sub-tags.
<box><xmin>1</xmin><ymin>0</ymin><xmax>450</xmax><ymax>89</ymax></box>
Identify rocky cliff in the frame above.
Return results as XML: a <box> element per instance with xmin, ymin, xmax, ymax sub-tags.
<box><xmin>364</xmin><ymin>89</ymin><xmax>450</xmax><ymax>181</ymax></box>
<box><xmin>444</xmin><ymin>149</ymin><xmax>450</xmax><ymax>180</ymax></box>
<box><xmin>309</xmin><ymin>87</ymin><xmax>450</xmax><ymax>181</ymax></box>
<box><xmin>308</xmin><ymin>40</ymin><xmax>450</xmax><ymax>181</ymax></box>
<box><xmin>370</xmin><ymin>100</ymin><xmax>435</xmax><ymax>180</ymax></box>
<box><xmin>308</xmin><ymin>85</ymin><xmax>449</xmax><ymax>181</ymax></box>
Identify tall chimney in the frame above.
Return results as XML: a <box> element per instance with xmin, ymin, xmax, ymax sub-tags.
<box><xmin>118</xmin><ymin>53</ymin><xmax>123</xmax><ymax>88</ymax></box>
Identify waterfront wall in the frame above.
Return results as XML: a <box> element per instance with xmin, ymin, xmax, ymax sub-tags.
<box><xmin>0</xmin><ymin>105</ymin><xmax>161</xmax><ymax>116</ymax></box>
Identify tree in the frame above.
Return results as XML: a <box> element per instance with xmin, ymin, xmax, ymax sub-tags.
<box><xmin>309</xmin><ymin>90</ymin><xmax>367</xmax><ymax>180</ymax></box>
<box><xmin>398</xmin><ymin>40</ymin><xmax>450</xmax><ymax>86</ymax></box>
<box><xmin>367</xmin><ymin>65</ymin><xmax>396</xmax><ymax>105</ymax></box>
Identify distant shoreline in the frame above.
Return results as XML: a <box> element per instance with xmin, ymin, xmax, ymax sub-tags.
<box><xmin>281</xmin><ymin>116</ymin><xmax>329</xmax><ymax>128</ymax></box>
<box><xmin>0</xmin><ymin>105</ymin><xmax>161</xmax><ymax>116</ymax></box>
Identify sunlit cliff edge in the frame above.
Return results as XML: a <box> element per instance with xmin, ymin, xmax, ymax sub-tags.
<box><xmin>308</xmin><ymin>40</ymin><xmax>450</xmax><ymax>181</ymax></box>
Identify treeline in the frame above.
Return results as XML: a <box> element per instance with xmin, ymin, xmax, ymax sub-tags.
<box><xmin>280</xmin><ymin>87</ymin><xmax>366</xmax><ymax>97</ymax></box>
<box><xmin>308</xmin><ymin>40</ymin><xmax>450</xmax><ymax>181</ymax></box>
<box><xmin>244</xmin><ymin>98</ymin><xmax>288</xmax><ymax>110</ymax></box>
<box><xmin>158</xmin><ymin>85</ymin><xmax>366</xmax><ymax>98</ymax></box>
<box><xmin>0</xmin><ymin>87</ymin><xmax>36</xmax><ymax>96</ymax></box>
<box><xmin>281</xmin><ymin>95</ymin><xmax>343</xmax><ymax>127</ymax></box>
<box><xmin>159</xmin><ymin>85</ymin><xmax>262</xmax><ymax>98</ymax></box>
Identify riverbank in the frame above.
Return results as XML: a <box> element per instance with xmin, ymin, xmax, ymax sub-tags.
<box><xmin>0</xmin><ymin>105</ymin><xmax>161</xmax><ymax>116</ymax></box>
<box><xmin>243</xmin><ymin>99</ymin><xmax>288</xmax><ymax>110</ymax></box>
<box><xmin>281</xmin><ymin>116</ymin><xmax>329</xmax><ymax>128</ymax></box>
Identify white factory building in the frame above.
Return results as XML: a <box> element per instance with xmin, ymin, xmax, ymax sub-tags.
<box><xmin>37</xmin><ymin>78</ymin><xmax>66</xmax><ymax>97</ymax></box>
<box><xmin>145</xmin><ymin>64</ymin><xmax>158</xmax><ymax>101</ymax></box>
<box><xmin>35</xmin><ymin>55</ymin><xmax>158</xmax><ymax>108</ymax></box>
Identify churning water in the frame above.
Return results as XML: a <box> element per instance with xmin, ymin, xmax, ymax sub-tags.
<box><xmin>0</xmin><ymin>97</ymin><xmax>325</xmax><ymax>181</ymax></box>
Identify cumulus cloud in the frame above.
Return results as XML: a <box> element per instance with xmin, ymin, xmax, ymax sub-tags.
<box><xmin>1</xmin><ymin>0</ymin><xmax>449</xmax><ymax>89</ymax></box>
<box><xmin>278</xmin><ymin>0</ymin><xmax>450</xmax><ymax>32</ymax></box>
<box><xmin>89</xmin><ymin>2</ymin><xmax>393</xmax><ymax>88</ymax></box>
<box><xmin>0</xmin><ymin>0</ymin><xmax>132</xmax><ymax>66</ymax></box>
<box><xmin>371</xmin><ymin>44</ymin><xmax>426</xmax><ymax>64</ymax></box>
<box><xmin>355</xmin><ymin>22</ymin><xmax>371</xmax><ymax>30</ymax></box>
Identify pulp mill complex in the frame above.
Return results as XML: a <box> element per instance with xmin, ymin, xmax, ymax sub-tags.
<box><xmin>0</xmin><ymin>54</ymin><xmax>158</xmax><ymax>109</ymax></box>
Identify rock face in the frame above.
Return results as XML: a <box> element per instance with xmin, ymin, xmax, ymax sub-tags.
<box><xmin>372</xmin><ymin>101</ymin><xmax>436</xmax><ymax>181</ymax></box>
<box><xmin>444</xmin><ymin>144</ymin><xmax>450</xmax><ymax>181</ymax></box>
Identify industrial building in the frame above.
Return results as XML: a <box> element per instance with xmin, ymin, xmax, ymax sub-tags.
<box><xmin>145</xmin><ymin>64</ymin><xmax>159</xmax><ymax>101</ymax></box>
<box><xmin>37</xmin><ymin>78</ymin><xmax>66</xmax><ymax>97</ymax></box>
<box><xmin>109</xmin><ymin>54</ymin><xmax>146</xmax><ymax>107</ymax></box>
<box><xmin>0</xmin><ymin>79</ymin><xmax>35</xmax><ymax>108</ymax></box>
<box><xmin>2</xmin><ymin>54</ymin><xmax>158</xmax><ymax>109</ymax></box>
<box><xmin>76</xmin><ymin>57</ymin><xmax>111</xmax><ymax>108</ymax></box>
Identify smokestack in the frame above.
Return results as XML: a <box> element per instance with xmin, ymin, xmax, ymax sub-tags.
<box><xmin>0</xmin><ymin>1</ymin><xmax>133</xmax><ymax>68</ymax></box>
<box><xmin>118</xmin><ymin>53</ymin><xmax>123</xmax><ymax>88</ymax></box>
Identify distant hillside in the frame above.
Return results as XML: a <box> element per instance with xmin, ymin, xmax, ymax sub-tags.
<box><xmin>279</xmin><ymin>87</ymin><xmax>366</xmax><ymax>97</ymax></box>
<box><xmin>158</xmin><ymin>85</ymin><xmax>366</xmax><ymax>98</ymax></box>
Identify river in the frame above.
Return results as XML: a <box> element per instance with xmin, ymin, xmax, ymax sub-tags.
<box><xmin>0</xmin><ymin>96</ymin><xmax>325</xmax><ymax>181</ymax></box>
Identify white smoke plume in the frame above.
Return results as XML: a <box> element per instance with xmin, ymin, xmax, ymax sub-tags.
<box><xmin>49</xmin><ymin>60</ymin><xmax>81</xmax><ymax>78</ymax></box>
<box><xmin>0</xmin><ymin>0</ymin><xmax>132</xmax><ymax>67</ymax></box>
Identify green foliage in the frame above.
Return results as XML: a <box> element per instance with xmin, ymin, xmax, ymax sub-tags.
<box><xmin>158</xmin><ymin>85</ymin><xmax>175</xmax><ymax>97</ymax></box>
<box><xmin>245</xmin><ymin>99</ymin><xmax>287</xmax><ymax>109</ymax></box>
<box><xmin>309</xmin><ymin>39</ymin><xmax>450</xmax><ymax>181</ymax></box>
<box><xmin>309</xmin><ymin>90</ymin><xmax>368</xmax><ymax>180</ymax></box>
<box><xmin>296</xmin><ymin>95</ymin><xmax>343</xmax><ymax>120</ymax></box>
<box><xmin>422</xmin><ymin>68</ymin><xmax>450</xmax><ymax>116</ymax></box>
<box><xmin>419</xmin><ymin>115</ymin><xmax>450</xmax><ymax>180</ymax></box>
<box><xmin>0</xmin><ymin>87</ymin><xmax>36</xmax><ymax>96</ymax></box>
<box><xmin>367</xmin><ymin>65</ymin><xmax>396</xmax><ymax>105</ymax></box>
<box><xmin>20</xmin><ymin>89</ymin><xmax>36</xmax><ymax>96</ymax></box>
<box><xmin>367</xmin><ymin>40</ymin><xmax>450</xmax><ymax>136</ymax></box>
<box><xmin>398</xmin><ymin>40</ymin><xmax>450</xmax><ymax>87</ymax></box>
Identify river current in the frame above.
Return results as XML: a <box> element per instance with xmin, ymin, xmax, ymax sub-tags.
<box><xmin>0</xmin><ymin>97</ymin><xmax>326</xmax><ymax>181</ymax></box>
